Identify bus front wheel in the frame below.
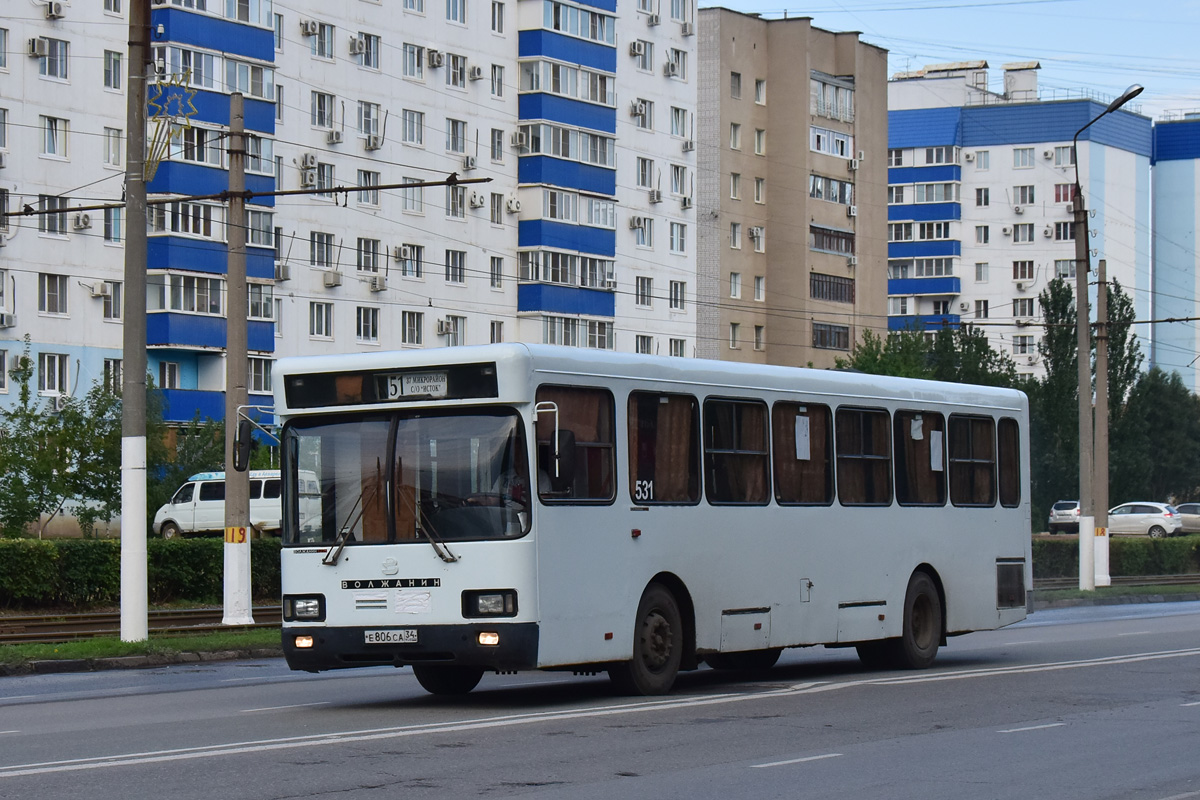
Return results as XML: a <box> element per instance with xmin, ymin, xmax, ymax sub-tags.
<box><xmin>609</xmin><ymin>583</ymin><xmax>683</xmax><ymax>696</ymax></box>
<box><xmin>412</xmin><ymin>664</ymin><xmax>485</xmax><ymax>695</ymax></box>
<box><xmin>895</xmin><ymin>571</ymin><xmax>942</xmax><ymax>669</ymax></box>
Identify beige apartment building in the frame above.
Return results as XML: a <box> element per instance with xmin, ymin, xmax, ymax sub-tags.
<box><xmin>697</xmin><ymin>9</ymin><xmax>888</xmax><ymax>367</ymax></box>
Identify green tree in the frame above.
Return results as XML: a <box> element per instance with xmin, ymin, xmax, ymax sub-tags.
<box><xmin>1111</xmin><ymin>368</ymin><xmax>1200</xmax><ymax>503</ymax></box>
<box><xmin>58</xmin><ymin>381</ymin><xmax>123</xmax><ymax>536</ymax></box>
<box><xmin>1028</xmin><ymin>278</ymin><xmax>1080</xmax><ymax>522</ymax></box>
<box><xmin>146</xmin><ymin>413</ymin><xmax>226</xmax><ymax>530</ymax></box>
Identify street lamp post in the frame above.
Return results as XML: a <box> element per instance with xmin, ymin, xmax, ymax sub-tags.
<box><xmin>1072</xmin><ymin>84</ymin><xmax>1143</xmax><ymax>591</ymax></box>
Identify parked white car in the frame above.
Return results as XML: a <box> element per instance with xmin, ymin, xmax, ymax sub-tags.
<box><xmin>153</xmin><ymin>470</ymin><xmax>282</xmax><ymax>539</ymax></box>
<box><xmin>1106</xmin><ymin>502</ymin><xmax>1182</xmax><ymax>538</ymax></box>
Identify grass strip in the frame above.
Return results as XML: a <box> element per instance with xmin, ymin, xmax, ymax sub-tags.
<box><xmin>0</xmin><ymin>628</ymin><xmax>280</xmax><ymax>667</ymax></box>
<box><xmin>1034</xmin><ymin>584</ymin><xmax>1200</xmax><ymax>603</ymax></box>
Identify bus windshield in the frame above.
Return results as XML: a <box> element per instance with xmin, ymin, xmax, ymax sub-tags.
<box><xmin>283</xmin><ymin>410</ymin><xmax>532</xmax><ymax>546</ymax></box>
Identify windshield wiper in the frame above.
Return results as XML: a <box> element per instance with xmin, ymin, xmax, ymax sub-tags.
<box><xmin>413</xmin><ymin>494</ymin><xmax>459</xmax><ymax>564</ymax></box>
<box><xmin>322</xmin><ymin>461</ymin><xmax>383</xmax><ymax>566</ymax></box>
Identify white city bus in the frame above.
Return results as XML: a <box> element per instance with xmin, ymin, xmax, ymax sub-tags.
<box><xmin>275</xmin><ymin>344</ymin><xmax>1030</xmax><ymax>696</ymax></box>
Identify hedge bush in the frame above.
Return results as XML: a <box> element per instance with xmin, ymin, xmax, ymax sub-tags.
<box><xmin>0</xmin><ymin>538</ymin><xmax>282</xmax><ymax>610</ymax></box>
<box><xmin>1032</xmin><ymin>535</ymin><xmax>1200</xmax><ymax>578</ymax></box>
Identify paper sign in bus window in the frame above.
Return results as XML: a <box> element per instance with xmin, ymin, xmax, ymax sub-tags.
<box><xmin>794</xmin><ymin>414</ymin><xmax>811</xmax><ymax>461</ymax></box>
<box><xmin>930</xmin><ymin>430</ymin><xmax>944</xmax><ymax>472</ymax></box>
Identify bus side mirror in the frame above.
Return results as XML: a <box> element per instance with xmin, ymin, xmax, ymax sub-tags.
<box><xmin>550</xmin><ymin>430</ymin><xmax>576</xmax><ymax>493</ymax></box>
<box><xmin>233</xmin><ymin>418</ymin><xmax>252</xmax><ymax>472</ymax></box>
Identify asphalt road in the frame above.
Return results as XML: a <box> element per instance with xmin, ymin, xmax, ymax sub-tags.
<box><xmin>2</xmin><ymin>602</ymin><xmax>1199</xmax><ymax>800</ymax></box>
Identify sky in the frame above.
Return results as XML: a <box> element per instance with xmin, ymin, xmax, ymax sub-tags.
<box><xmin>700</xmin><ymin>0</ymin><xmax>1200</xmax><ymax>119</ymax></box>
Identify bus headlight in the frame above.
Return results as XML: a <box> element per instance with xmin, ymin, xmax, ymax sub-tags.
<box><xmin>478</xmin><ymin>632</ymin><xmax>500</xmax><ymax>646</ymax></box>
<box><xmin>294</xmin><ymin>635</ymin><xmax>315</xmax><ymax>649</ymax></box>
<box><xmin>462</xmin><ymin>590</ymin><xmax>518</xmax><ymax>618</ymax></box>
<box><xmin>284</xmin><ymin>595</ymin><xmax>326</xmax><ymax>621</ymax></box>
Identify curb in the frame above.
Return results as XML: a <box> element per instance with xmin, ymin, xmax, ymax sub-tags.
<box><xmin>1</xmin><ymin>647</ymin><xmax>283</xmax><ymax>678</ymax></box>
<box><xmin>1033</xmin><ymin>592</ymin><xmax>1200</xmax><ymax>610</ymax></box>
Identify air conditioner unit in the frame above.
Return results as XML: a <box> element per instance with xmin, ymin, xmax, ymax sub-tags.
<box><xmin>628</xmin><ymin>215</ymin><xmax>646</xmax><ymax>230</ymax></box>
<box><xmin>469</xmin><ymin>191</ymin><xmax>486</xmax><ymax>208</ymax></box>
<box><xmin>959</xmin><ymin>302</ymin><xmax>970</xmax><ymax>312</ymax></box>
<box><xmin>53</xmin><ymin>394</ymin><xmax>68</xmax><ymax>412</ymax></box>
<box><xmin>848</xmin><ymin>158</ymin><xmax>860</xmax><ymax>171</ymax></box>
<box><xmin>301</xmin><ymin>153</ymin><xmax>318</xmax><ymax>169</ymax></box>
<box><xmin>682</xmin><ymin>140</ymin><xmax>695</xmax><ymax>152</ymax></box>
<box><xmin>648</xmin><ymin>189</ymin><xmax>663</xmax><ymax>204</ymax></box>
<box><xmin>348</xmin><ymin>36</ymin><xmax>367</xmax><ymax>55</ymax></box>
<box><xmin>629</xmin><ymin>41</ymin><xmax>645</xmax><ymax>57</ymax></box>
<box><xmin>73</xmin><ymin>212</ymin><xmax>92</xmax><ymax>230</ymax></box>
<box><xmin>630</xmin><ymin>100</ymin><xmax>647</xmax><ymax>118</ymax></box>
<box><xmin>462</xmin><ymin>155</ymin><xmax>477</xmax><ymax>171</ymax></box>
<box><xmin>681</xmin><ymin>21</ymin><xmax>695</xmax><ymax>35</ymax></box>
<box><xmin>647</xmin><ymin>13</ymin><xmax>661</xmax><ymax>25</ymax></box>
<box><xmin>1065</xmin><ymin>203</ymin><xmax>1074</xmax><ymax>214</ymax></box>
<box><xmin>749</xmin><ymin>226</ymin><xmax>764</xmax><ymax>239</ymax></box>
<box><xmin>436</xmin><ymin>319</ymin><xmax>452</xmax><ymax>335</ymax></box>
<box><xmin>365</xmin><ymin>134</ymin><xmax>384</xmax><ymax>151</ymax></box>
<box><xmin>1016</xmin><ymin>282</ymin><xmax>1028</xmax><ymax>292</ymax></box>
<box><xmin>326</xmin><ymin>130</ymin><xmax>343</xmax><ymax>145</ymax></box>
<box><xmin>468</xmin><ymin>65</ymin><xmax>485</xmax><ymax>81</ymax></box>
<box><xmin>1002</xmin><ymin>226</ymin><xmax>1012</xmax><ymax>236</ymax></box>
<box><xmin>0</xmin><ymin>313</ymin><xmax>14</xmax><ymax>328</ymax></box>
<box><xmin>856</xmin><ymin>150</ymin><xmax>866</xmax><ymax>161</ymax></box>
<box><xmin>368</xmin><ymin>275</ymin><xmax>387</xmax><ymax>292</ymax></box>
<box><xmin>393</xmin><ymin>245</ymin><xmax>412</xmax><ymax>262</ymax></box>
<box><xmin>846</xmin><ymin>255</ymin><xmax>858</xmax><ymax>267</ymax></box>
<box><xmin>91</xmin><ymin>281</ymin><xmax>111</xmax><ymax>297</ymax></box>
<box><xmin>1026</xmin><ymin>355</ymin><xmax>1037</xmax><ymax>364</ymax></box>
<box><xmin>510</xmin><ymin>131</ymin><xmax>528</xmax><ymax>148</ymax></box>
<box><xmin>664</xmin><ymin>62</ymin><xmax>680</xmax><ymax>78</ymax></box>
<box><xmin>846</xmin><ymin>205</ymin><xmax>858</xmax><ymax>218</ymax></box>
<box><xmin>427</xmin><ymin>49</ymin><xmax>444</xmax><ymax>68</ymax></box>
<box><xmin>506</xmin><ymin>196</ymin><xmax>521</xmax><ymax>213</ymax></box>
<box><xmin>28</xmin><ymin>37</ymin><xmax>49</xmax><ymax>58</ymax></box>
<box><xmin>1043</xmin><ymin>226</ymin><xmax>1053</xmax><ymax>238</ymax></box>
<box><xmin>1014</xmin><ymin>205</ymin><xmax>1024</xmax><ymax>215</ymax></box>
<box><xmin>300</xmin><ymin>169</ymin><xmax>317</xmax><ymax>187</ymax></box>
<box><xmin>45</xmin><ymin>1</ymin><xmax>65</xmax><ymax>19</ymax></box>
<box><xmin>1043</xmin><ymin>149</ymin><xmax>1054</xmax><ymax>159</ymax></box>
<box><xmin>274</xmin><ymin>263</ymin><xmax>291</xmax><ymax>281</ymax></box>
<box><xmin>300</xmin><ymin>19</ymin><xmax>320</xmax><ymax>36</ymax></box>
<box><xmin>323</xmin><ymin>271</ymin><xmax>343</xmax><ymax>287</ymax></box>
<box><xmin>964</xmin><ymin>152</ymin><xmax>975</xmax><ymax>162</ymax></box>
<box><xmin>681</xmin><ymin>196</ymin><xmax>693</xmax><ymax>209</ymax></box>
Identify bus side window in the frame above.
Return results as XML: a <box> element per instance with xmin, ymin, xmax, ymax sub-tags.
<box><xmin>948</xmin><ymin>414</ymin><xmax>996</xmax><ymax>507</ymax></box>
<box><xmin>199</xmin><ymin>481</ymin><xmax>225</xmax><ymax>502</ymax></box>
<box><xmin>893</xmin><ymin>410</ymin><xmax>946</xmax><ymax>507</ymax></box>
<box><xmin>628</xmin><ymin>391</ymin><xmax>700</xmax><ymax>504</ymax></box>
<box><xmin>535</xmin><ymin>385</ymin><xmax>616</xmax><ymax>503</ymax></box>
<box><xmin>835</xmin><ymin>407</ymin><xmax>892</xmax><ymax>506</ymax></box>
<box><xmin>772</xmin><ymin>402</ymin><xmax>833</xmax><ymax>506</ymax></box>
<box><xmin>704</xmin><ymin>398</ymin><xmax>770</xmax><ymax>505</ymax></box>
<box><xmin>997</xmin><ymin>417</ymin><xmax>1021</xmax><ymax>508</ymax></box>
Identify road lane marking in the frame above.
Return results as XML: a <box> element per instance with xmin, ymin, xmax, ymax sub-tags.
<box><xmin>0</xmin><ymin>732</ymin><xmax>18</xmax><ymax>736</ymax></box>
<box><xmin>1182</xmin><ymin>701</ymin><xmax>1200</xmax><ymax>707</ymax></box>
<box><xmin>240</xmin><ymin>702</ymin><xmax>329</xmax><ymax>713</ymax></box>
<box><xmin>752</xmin><ymin>754</ymin><xmax>842</xmax><ymax>768</ymax></box>
<box><xmin>1001</xmin><ymin>640</ymin><xmax>1041</xmax><ymax>646</ymax></box>
<box><xmin>998</xmin><ymin>723</ymin><xmax>1065</xmax><ymax>733</ymax></box>
<box><xmin>3</xmin><ymin>648</ymin><xmax>1199</xmax><ymax>779</ymax></box>
<box><xmin>1158</xmin><ymin>792</ymin><xmax>1200</xmax><ymax>800</ymax></box>
<box><xmin>1117</xmin><ymin>631</ymin><xmax>1153</xmax><ymax>636</ymax></box>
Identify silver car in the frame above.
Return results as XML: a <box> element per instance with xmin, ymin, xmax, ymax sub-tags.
<box><xmin>1047</xmin><ymin>500</ymin><xmax>1080</xmax><ymax>534</ymax></box>
<box><xmin>1107</xmin><ymin>502</ymin><xmax>1182</xmax><ymax>538</ymax></box>
<box><xmin>1173</xmin><ymin>503</ymin><xmax>1200</xmax><ymax>534</ymax></box>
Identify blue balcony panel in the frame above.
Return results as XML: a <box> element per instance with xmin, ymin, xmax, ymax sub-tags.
<box><xmin>517</xmin><ymin>283</ymin><xmax>615</xmax><ymax>317</ymax></box>
<box><xmin>887</xmin><ymin>241</ymin><xmax>961</xmax><ymax>259</ymax></box>
<box><xmin>888</xmin><ymin>276</ymin><xmax>962</xmax><ymax>296</ymax></box>
<box><xmin>148</xmin><ymin>162</ymin><xmax>275</xmax><ymax>207</ymax></box>
<box><xmin>887</xmin><ymin>203</ymin><xmax>961</xmax><ymax>222</ymax></box>
<box><xmin>518</xmin><ymin>30</ymin><xmax>616</xmax><ymax>73</ymax></box>
<box><xmin>154</xmin><ymin>8</ymin><xmax>275</xmax><ymax>61</ymax></box>
<box><xmin>518</xmin><ymin>156</ymin><xmax>616</xmax><ymax>195</ymax></box>
<box><xmin>518</xmin><ymin>220</ymin><xmax>615</xmax><ymax>256</ymax></box>
<box><xmin>148</xmin><ymin>312</ymin><xmax>275</xmax><ymax>352</ymax></box>
<box><xmin>888</xmin><ymin>314</ymin><xmax>962</xmax><ymax>331</ymax></box>
<box><xmin>148</xmin><ymin>237</ymin><xmax>275</xmax><ymax>280</ymax></box>
<box><xmin>148</xmin><ymin>88</ymin><xmax>274</xmax><ymax>134</ymax></box>
<box><xmin>158</xmin><ymin>388</ymin><xmax>273</xmax><ymax>425</ymax></box>
<box><xmin>518</xmin><ymin>94</ymin><xmax>616</xmax><ymax>135</ymax></box>
<box><xmin>887</xmin><ymin>165</ymin><xmax>960</xmax><ymax>184</ymax></box>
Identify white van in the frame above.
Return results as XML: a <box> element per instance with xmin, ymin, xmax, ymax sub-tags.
<box><xmin>153</xmin><ymin>470</ymin><xmax>283</xmax><ymax>539</ymax></box>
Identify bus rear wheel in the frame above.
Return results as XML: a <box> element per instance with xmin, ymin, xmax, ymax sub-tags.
<box><xmin>411</xmin><ymin>664</ymin><xmax>485</xmax><ymax>695</ymax></box>
<box><xmin>609</xmin><ymin>583</ymin><xmax>683</xmax><ymax>696</ymax></box>
<box><xmin>706</xmin><ymin>648</ymin><xmax>782</xmax><ymax>672</ymax></box>
<box><xmin>894</xmin><ymin>571</ymin><xmax>942</xmax><ymax>669</ymax></box>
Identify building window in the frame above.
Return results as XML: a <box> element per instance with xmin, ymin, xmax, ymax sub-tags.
<box><xmin>403</xmin><ymin>44</ymin><xmax>424</xmax><ymax>79</ymax></box>
<box><xmin>492</xmin><ymin>1</ymin><xmax>505</xmax><ymax>32</ymax></box>
<box><xmin>1012</xmin><ymin>223</ymin><xmax>1034</xmax><ymax>243</ymax></box>
<box><xmin>40</xmin><ymin>38</ymin><xmax>69</xmax><ymax>79</ymax></box>
<box><xmin>1055</xmin><ymin>222</ymin><xmax>1075</xmax><ymax>241</ymax></box>
<box><xmin>401</xmin><ymin>178</ymin><xmax>424</xmax><ymax>213</ymax></box>
<box><xmin>670</xmin><ymin>281</ymin><xmax>685</xmax><ymax>310</ymax></box>
<box><xmin>1013</xmin><ymin>298</ymin><xmax>1034</xmax><ymax>318</ymax></box>
<box><xmin>669</xmin><ymin>339</ymin><xmax>685</xmax><ymax>357</ymax></box>
<box><xmin>754</xmin><ymin>276</ymin><xmax>764</xmax><ymax>301</ymax></box>
<box><xmin>445</xmin><ymin>315</ymin><xmax>466</xmax><ymax>346</ymax></box>
<box><xmin>1055</xmin><ymin>259</ymin><xmax>1076</xmax><ymax>279</ymax></box>
<box><xmin>754</xmin><ymin>129</ymin><xmax>766</xmax><ymax>155</ymax></box>
<box><xmin>810</xmin><ymin>273</ymin><xmax>855</xmax><ymax>304</ymax></box>
<box><xmin>976</xmin><ymin>225</ymin><xmax>989</xmax><ymax>244</ymax></box>
<box><xmin>812</xmin><ymin>323</ymin><xmax>850</xmax><ymax>350</ymax></box>
<box><xmin>730</xmin><ymin>71</ymin><xmax>741</xmax><ymax>98</ymax></box>
<box><xmin>754</xmin><ymin>326</ymin><xmax>765</xmax><ymax>351</ymax></box>
<box><xmin>491</xmin><ymin>64</ymin><xmax>504</xmax><ymax>97</ymax></box>
<box><xmin>400</xmin><ymin>244</ymin><xmax>423</xmax><ymax>277</ymax></box>
<box><xmin>730</xmin><ymin>222</ymin><xmax>742</xmax><ymax>249</ymax></box>
<box><xmin>975</xmin><ymin>299</ymin><xmax>989</xmax><ymax>318</ymax></box>
<box><xmin>358</xmin><ymin>101</ymin><xmax>381</xmax><ymax>136</ymax></box>
<box><xmin>490</xmin><ymin>192</ymin><xmax>503</xmax><ymax>224</ymax></box>
<box><xmin>888</xmin><ymin>297</ymin><xmax>909</xmax><ymax>316</ymax></box>
<box><xmin>41</xmin><ymin>353</ymin><xmax>68</xmax><ymax>394</ymax></box>
<box><xmin>925</xmin><ymin>146</ymin><xmax>956</xmax><ymax>164</ymax></box>
<box><xmin>755</xmin><ymin>79</ymin><xmax>766</xmax><ymax>104</ymax></box>
<box><xmin>41</xmin><ymin>116</ymin><xmax>69</xmax><ymax>157</ymax></box>
<box><xmin>405</xmin><ymin>0</ymin><xmax>425</xmax><ymax>11</ymax></box>
<box><xmin>309</xmin><ymin>302</ymin><xmax>333</xmax><ymax>337</ymax></box>
<box><xmin>490</xmin><ymin>256</ymin><xmax>503</xmax><ymax>288</ymax></box>
<box><xmin>490</xmin><ymin>321</ymin><xmax>504</xmax><ymax>343</ymax></box>
<box><xmin>914</xmin><ymin>183</ymin><xmax>957</xmax><ymax>203</ymax></box>
<box><xmin>635</xmin><ymin>276</ymin><xmax>653</xmax><ymax>307</ymax></box>
<box><xmin>359</xmin><ymin>33</ymin><xmax>380</xmax><ymax>69</ymax></box>
<box><xmin>39</xmin><ymin>274</ymin><xmax>68</xmax><ymax>315</ymax></box>
<box><xmin>310</xmin><ymin>232</ymin><xmax>335</xmax><ymax>267</ymax></box>
<box><xmin>975</xmin><ymin>150</ymin><xmax>990</xmax><ymax>170</ymax></box>
<box><xmin>445</xmin><ymin>249</ymin><xmax>466</xmax><ymax>283</ymax></box>
<box><xmin>888</xmin><ymin>149</ymin><xmax>904</xmax><ymax>167</ymax></box>
<box><xmin>976</xmin><ymin>187</ymin><xmax>989</xmax><ymax>207</ymax></box>
<box><xmin>755</xmin><ymin>178</ymin><xmax>765</xmax><ymax>204</ymax></box>
<box><xmin>669</xmin><ymin>222</ymin><xmax>686</xmax><ymax>254</ymax></box>
<box><xmin>104</xmin><ymin>50</ymin><xmax>123</xmax><ymax>90</ymax></box>
<box><xmin>446</xmin><ymin>185</ymin><xmax>466</xmax><ymax>218</ymax></box>
<box><xmin>1013</xmin><ymin>147</ymin><xmax>1034</xmax><ymax>168</ymax></box>
<box><xmin>311</xmin><ymin>92</ymin><xmax>334</xmax><ymax>128</ymax></box>
<box><xmin>447</xmin><ymin>53</ymin><xmax>467</xmax><ymax>88</ymax></box>
<box><xmin>158</xmin><ymin>361</ymin><xmax>180</xmax><ymax>391</ymax></box>
<box><xmin>1013</xmin><ymin>185</ymin><xmax>1035</xmax><ymax>205</ymax></box>
<box><xmin>249</xmin><ymin>283</ymin><xmax>273</xmax><ymax>320</ymax></box>
<box><xmin>635</xmin><ymin>41</ymin><xmax>653</xmax><ymax>72</ymax></box>
<box><xmin>402</xmin><ymin>310</ymin><xmax>423</xmax><ymax>345</ymax></box>
<box><xmin>914</xmin><ymin>258</ymin><xmax>953</xmax><ymax>277</ymax></box>
<box><xmin>635</xmin><ymin>335</ymin><xmax>652</xmax><ymax>355</ymax></box>
<box><xmin>104</xmin><ymin>208</ymin><xmax>123</xmax><ymax>243</ymax></box>
<box><xmin>1054</xmin><ymin>146</ymin><xmax>1074</xmax><ymax>167</ymax></box>
<box><xmin>104</xmin><ymin>358</ymin><xmax>121</xmax><ymax>392</ymax></box>
<box><xmin>357</xmin><ymin>170</ymin><xmax>380</xmax><ymax>206</ymax></box>
<box><xmin>919</xmin><ymin>222</ymin><xmax>952</xmax><ymax>241</ymax></box>
<box><xmin>356</xmin><ymin>306</ymin><xmax>379</xmax><ymax>343</ymax></box>
<box><xmin>447</xmin><ymin>0</ymin><xmax>466</xmax><ymax>23</ymax></box>
<box><xmin>634</xmin><ymin>218</ymin><xmax>653</xmax><ymax>248</ymax></box>
<box><xmin>810</xmin><ymin>226</ymin><xmax>855</xmax><ymax>255</ymax></box>
<box><xmin>729</xmin><ymin>322</ymin><xmax>740</xmax><ymax>349</ymax></box>
<box><xmin>888</xmin><ymin>186</ymin><xmax>905</xmax><ymax>205</ymax></box>
<box><xmin>730</xmin><ymin>172</ymin><xmax>741</xmax><ymax>199</ymax></box>
<box><xmin>1055</xmin><ymin>184</ymin><xmax>1076</xmax><ymax>203</ymax></box>
<box><xmin>401</xmin><ymin>109</ymin><xmax>424</xmax><ymax>145</ymax></box>
<box><xmin>446</xmin><ymin>118</ymin><xmax>467</xmax><ymax>153</ymax></box>
<box><xmin>249</xmin><ymin>358</ymin><xmax>272</xmax><ymax>394</ymax></box>
<box><xmin>637</xmin><ymin>158</ymin><xmax>654</xmax><ymax>188</ymax></box>
<box><xmin>729</xmin><ymin>123</ymin><xmax>741</xmax><ymax>150</ymax></box>
<box><xmin>1013</xmin><ymin>260</ymin><xmax>1034</xmax><ymax>281</ymax></box>
<box><xmin>311</xmin><ymin>23</ymin><xmax>335</xmax><ymax>59</ymax></box>
<box><xmin>1012</xmin><ymin>335</ymin><xmax>1034</xmax><ymax>355</ymax></box>
<box><xmin>975</xmin><ymin>263</ymin><xmax>989</xmax><ymax>282</ymax></box>
<box><xmin>357</xmin><ymin>238</ymin><xmax>380</xmax><ymax>273</ymax></box>
<box><xmin>810</xmin><ymin>126</ymin><xmax>852</xmax><ymax>157</ymax></box>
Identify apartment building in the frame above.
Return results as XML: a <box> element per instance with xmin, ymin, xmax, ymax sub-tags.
<box><xmin>696</xmin><ymin>8</ymin><xmax>888</xmax><ymax>368</ymax></box>
<box><xmin>887</xmin><ymin>61</ymin><xmax>1152</xmax><ymax>378</ymax></box>
<box><xmin>0</xmin><ymin>0</ymin><xmax>697</xmax><ymax>423</ymax></box>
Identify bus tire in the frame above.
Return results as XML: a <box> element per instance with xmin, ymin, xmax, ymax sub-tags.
<box><xmin>411</xmin><ymin>664</ymin><xmax>485</xmax><ymax>695</ymax></box>
<box><xmin>706</xmin><ymin>648</ymin><xmax>782</xmax><ymax>672</ymax></box>
<box><xmin>608</xmin><ymin>583</ymin><xmax>683</xmax><ymax>696</ymax></box>
<box><xmin>894</xmin><ymin>571</ymin><xmax>942</xmax><ymax>669</ymax></box>
<box><xmin>160</xmin><ymin>522</ymin><xmax>181</xmax><ymax>540</ymax></box>
<box><xmin>854</xmin><ymin>641</ymin><xmax>891</xmax><ymax>670</ymax></box>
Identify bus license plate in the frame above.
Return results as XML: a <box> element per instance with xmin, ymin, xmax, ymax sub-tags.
<box><xmin>364</xmin><ymin>629</ymin><xmax>417</xmax><ymax>644</ymax></box>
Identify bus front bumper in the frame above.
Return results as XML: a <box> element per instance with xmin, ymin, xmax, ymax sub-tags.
<box><xmin>282</xmin><ymin>623</ymin><xmax>540</xmax><ymax>673</ymax></box>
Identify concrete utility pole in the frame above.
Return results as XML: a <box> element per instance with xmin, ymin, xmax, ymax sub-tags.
<box><xmin>1094</xmin><ymin>258</ymin><xmax>1111</xmax><ymax>587</ymax></box>
<box><xmin>120</xmin><ymin>0</ymin><xmax>151</xmax><ymax>643</ymax></box>
<box><xmin>223</xmin><ymin>93</ymin><xmax>253</xmax><ymax>625</ymax></box>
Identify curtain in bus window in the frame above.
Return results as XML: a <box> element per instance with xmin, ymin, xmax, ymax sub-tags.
<box><xmin>835</xmin><ymin>408</ymin><xmax>892</xmax><ymax>506</ymax></box>
<box><xmin>772</xmin><ymin>402</ymin><xmax>833</xmax><ymax>505</ymax></box>
<box><xmin>628</xmin><ymin>392</ymin><xmax>700</xmax><ymax>504</ymax></box>
<box><xmin>997</xmin><ymin>417</ymin><xmax>1021</xmax><ymax>507</ymax></box>
<box><xmin>535</xmin><ymin>385</ymin><xmax>615</xmax><ymax>501</ymax></box>
<box><xmin>893</xmin><ymin>410</ymin><xmax>946</xmax><ymax>506</ymax></box>
<box><xmin>704</xmin><ymin>399</ymin><xmax>769</xmax><ymax>504</ymax></box>
<box><xmin>948</xmin><ymin>415</ymin><xmax>996</xmax><ymax>507</ymax></box>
